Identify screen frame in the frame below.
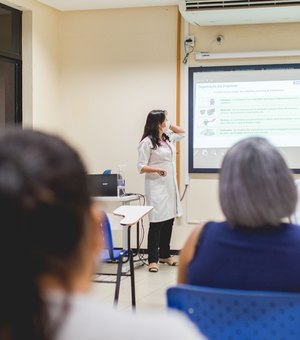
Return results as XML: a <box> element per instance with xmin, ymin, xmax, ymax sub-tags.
<box><xmin>188</xmin><ymin>63</ymin><xmax>300</xmax><ymax>173</ymax></box>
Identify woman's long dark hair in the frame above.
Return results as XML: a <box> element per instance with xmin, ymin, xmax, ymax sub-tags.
<box><xmin>141</xmin><ymin>110</ymin><xmax>170</xmax><ymax>149</ymax></box>
<box><xmin>0</xmin><ymin>129</ymin><xmax>91</xmax><ymax>340</ymax></box>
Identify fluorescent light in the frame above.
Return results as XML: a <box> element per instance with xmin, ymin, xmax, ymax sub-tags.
<box><xmin>195</xmin><ymin>50</ymin><xmax>300</xmax><ymax>60</ymax></box>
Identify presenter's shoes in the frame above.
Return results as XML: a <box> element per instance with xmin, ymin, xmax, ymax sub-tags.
<box><xmin>148</xmin><ymin>262</ymin><xmax>159</xmax><ymax>272</ymax></box>
<box><xmin>159</xmin><ymin>257</ymin><xmax>178</xmax><ymax>266</ymax></box>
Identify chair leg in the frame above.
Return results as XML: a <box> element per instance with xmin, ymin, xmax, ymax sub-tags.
<box><xmin>129</xmin><ymin>249</ymin><xmax>136</xmax><ymax>310</ymax></box>
<box><xmin>114</xmin><ymin>252</ymin><xmax>124</xmax><ymax>306</ymax></box>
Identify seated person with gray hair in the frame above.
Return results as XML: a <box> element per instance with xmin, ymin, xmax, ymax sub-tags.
<box><xmin>178</xmin><ymin>137</ymin><xmax>300</xmax><ymax>291</ymax></box>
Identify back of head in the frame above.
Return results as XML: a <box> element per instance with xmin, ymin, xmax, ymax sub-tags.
<box><xmin>219</xmin><ymin>137</ymin><xmax>297</xmax><ymax>228</ymax></box>
<box><xmin>141</xmin><ymin>110</ymin><xmax>167</xmax><ymax>148</ymax></box>
<box><xmin>0</xmin><ymin>128</ymin><xmax>91</xmax><ymax>340</ymax></box>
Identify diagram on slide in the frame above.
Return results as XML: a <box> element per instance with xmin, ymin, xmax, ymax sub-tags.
<box><xmin>194</xmin><ymin>80</ymin><xmax>300</xmax><ymax>149</ymax></box>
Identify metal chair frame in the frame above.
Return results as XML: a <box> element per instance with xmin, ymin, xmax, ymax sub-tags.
<box><xmin>94</xmin><ymin>214</ymin><xmax>141</xmax><ymax>309</ymax></box>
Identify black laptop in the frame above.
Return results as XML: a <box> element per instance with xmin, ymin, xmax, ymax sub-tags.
<box><xmin>87</xmin><ymin>174</ymin><xmax>118</xmax><ymax>197</ymax></box>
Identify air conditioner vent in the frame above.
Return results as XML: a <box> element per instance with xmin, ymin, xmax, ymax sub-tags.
<box><xmin>179</xmin><ymin>0</ymin><xmax>300</xmax><ymax>26</ymax></box>
<box><xmin>185</xmin><ymin>0</ymin><xmax>300</xmax><ymax>10</ymax></box>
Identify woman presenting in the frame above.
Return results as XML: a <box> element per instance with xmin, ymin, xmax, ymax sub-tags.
<box><xmin>137</xmin><ymin>110</ymin><xmax>185</xmax><ymax>272</ymax></box>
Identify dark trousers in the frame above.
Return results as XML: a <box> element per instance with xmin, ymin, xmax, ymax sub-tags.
<box><xmin>148</xmin><ymin>218</ymin><xmax>174</xmax><ymax>264</ymax></box>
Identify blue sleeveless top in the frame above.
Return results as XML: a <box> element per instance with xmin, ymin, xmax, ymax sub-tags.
<box><xmin>187</xmin><ymin>221</ymin><xmax>300</xmax><ymax>292</ymax></box>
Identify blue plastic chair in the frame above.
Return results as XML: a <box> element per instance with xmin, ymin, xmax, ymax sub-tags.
<box><xmin>95</xmin><ymin>213</ymin><xmax>136</xmax><ymax>307</ymax></box>
<box><xmin>167</xmin><ymin>285</ymin><xmax>300</xmax><ymax>340</ymax></box>
<box><xmin>100</xmin><ymin>213</ymin><xmax>123</xmax><ymax>262</ymax></box>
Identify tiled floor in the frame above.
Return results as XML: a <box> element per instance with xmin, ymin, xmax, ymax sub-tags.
<box><xmin>92</xmin><ymin>257</ymin><xmax>178</xmax><ymax>312</ymax></box>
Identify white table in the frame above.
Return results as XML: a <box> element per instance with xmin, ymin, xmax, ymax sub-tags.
<box><xmin>92</xmin><ymin>195</ymin><xmax>140</xmax><ymax>204</ymax></box>
<box><xmin>113</xmin><ymin>205</ymin><xmax>153</xmax><ymax>308</ymax></box>
<box><xmin>93</xmin><ymin>195</ymin><xmax>143</xmax><ymax>253</ymax></box>
<box><xmin>113</xmin><ymin>205</ymin><xmax>153</xmax><ymax>226</ymax></box>
<box><xmin>113</xmin><ymin>205</ymin><xmax>153</xmax><ymax>258</ymax></box>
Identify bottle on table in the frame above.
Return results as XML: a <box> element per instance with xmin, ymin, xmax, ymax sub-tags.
<box><xmin>117</xmin><ymin>165</ymin><xmax>126</xmax><ymax>197</ymax></box>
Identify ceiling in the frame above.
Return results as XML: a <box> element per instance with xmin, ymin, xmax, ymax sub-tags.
<box><xmin>36</xmin><ymin>0</ymin><xmax>180</xmax><ymax>11</ymax></box>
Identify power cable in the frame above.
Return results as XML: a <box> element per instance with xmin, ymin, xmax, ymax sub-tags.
<box><xmin>183</xmin><ymin>38</ymin><xmax>194</xmax><ymax>64</ymax></box>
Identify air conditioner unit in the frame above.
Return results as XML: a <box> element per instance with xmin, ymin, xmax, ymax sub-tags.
<box><xmin>179</xmin><ymin>0</ymin><xmax>300</xmax><ymax>26</ymax></box>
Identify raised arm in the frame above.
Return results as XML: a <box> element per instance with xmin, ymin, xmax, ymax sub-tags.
<box><xmin>169</xmin><ymin>122</ymin><xmax>185</xmax><ymax>134</ymax></box>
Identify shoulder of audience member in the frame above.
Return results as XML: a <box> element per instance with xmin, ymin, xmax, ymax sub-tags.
<box><xmin>56</xmin><ymin>294</ymin><xmax>205</xmax><ymax>340</ymax></box>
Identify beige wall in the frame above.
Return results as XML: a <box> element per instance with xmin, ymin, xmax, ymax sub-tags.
<box><xmin>58</xmin><ymin>7</ymin><xmax>183</xmax><ymax>247</ymax></box>
<box><xmin>189</xmin><ymin>23</ymin><xmax>300</xmax><ymax>66</ymax></box>
<box><xmin>59</xmin><ymin>7</ymin><xmax>178</xmax><ymax>173</ymax></box>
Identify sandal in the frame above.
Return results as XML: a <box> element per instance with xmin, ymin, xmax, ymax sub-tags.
<box><xmin>148</xmin><ymin>262</ymin><xmax>159</xmax><ymax>272</ymax></box>
<box><xmin>159</xmin><ymin>257</ymin><xmax>178</xmax><ymax>266</ymax></box>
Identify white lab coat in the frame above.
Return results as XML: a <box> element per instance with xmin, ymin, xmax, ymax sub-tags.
<box><xmin>137</xmin><ymin>132</ymin><xmax>184</xmax><ymax>223</ymax></box>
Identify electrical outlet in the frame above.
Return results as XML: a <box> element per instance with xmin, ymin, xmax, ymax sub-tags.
<box><xmin>185</xmin><ymin>35</ymin><xmax>195</xmax><ymax>47</ymax></box>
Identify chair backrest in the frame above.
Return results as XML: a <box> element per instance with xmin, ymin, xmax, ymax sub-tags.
<box><xmin>99</xmin><ymin>213</ymin><xmax>114</xmax><ymax>259</ymax></box>
<box><xmin>167</xmin><ymin>285</ymin><xmax>300</xmax><ymax>340</ymax></box>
